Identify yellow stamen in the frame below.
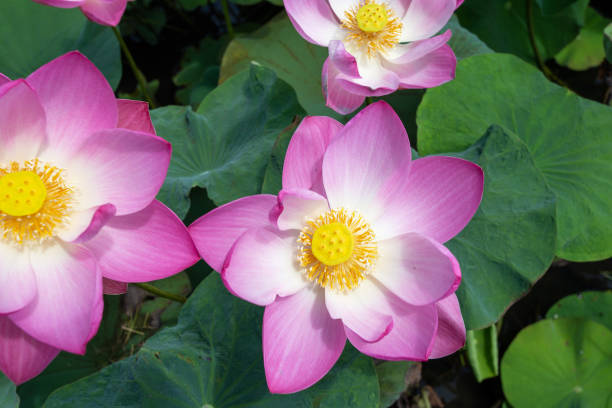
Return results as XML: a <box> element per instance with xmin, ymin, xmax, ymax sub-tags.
<box><xmin>342</xmin><ymin>0</ymin><xmax>402</xmax><ymax>57</ymax></box>
<box><xmin>298</xmin><ymin>208</ymin><xmax>378</xmax><ymax>292</ymax></box>
<box><xmin>0</xmin><ymin>160</ymin><xmax>73</xmax><ymax>244</ymax></box>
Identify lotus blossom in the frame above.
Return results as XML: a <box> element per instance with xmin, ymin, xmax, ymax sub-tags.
<box><xmin>33</xmin><ymin>0</ymin><xmax>133</xmax><ymax>26</ymax></box>
<box><xmin>0</xmin><ymin>51</ymin><xmax>199</xmax><ymax>384</ymax></box>
<box><xmin>284</xmin><ymin>0</ymin><xmax>463</xmax><ymax>114</ymax></box>
<box><xmin>189</xmin><ymin>101</ymin><xmax>483</xmax><ymax>393</ymax></box>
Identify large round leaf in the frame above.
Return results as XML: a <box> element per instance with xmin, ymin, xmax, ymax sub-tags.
<box><xmin>0</xmin><ymin>0</ymin><xmax>121</xmax><ymax>89</ymax></box>
<box><xmin>220</xmin><ymin>13</ymin><xmax>339</xmax><ymax>118</ymax></box>
<box><xmin>446</xmin><ymin>125</ymin><xmax>556</xmax><ymax>329</ymax></box>
<box><xmin>0</xmin><ymin>373</ymin><xmax>19</xmax><ymax>408</ymax></box>
<box><xmin>153</xmin><ymin>63</ymin><xmax>305</xmax><ymax>219</ymax></box>
<box><xmin>501</xmin><ymin>318</ymin><xmax>612</xmax><ymax>408</ymax></box>
<box><xmin>547</xmin><ymin>291</ymin><xmax>612</xmax><ymax>331</ymax></box>
<box><xmin>43</xmin><ymin>274</ymin><xmax>380</xmax><ymax>408</ymax></box>
<box><xmin>417</xmin><ymin>53</ymin><xmax>612</xmax><ymax>261</ymax></box>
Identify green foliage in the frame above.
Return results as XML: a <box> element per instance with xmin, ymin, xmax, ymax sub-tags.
<box><xmin>466</xmin><ymin>325</ymin><xmax>499</xmax><ymax>382</ymax></box>
<box><xmin>0</xmin><ymin>373</ymin><xmax>19</xmax><ymax>408</ymax></box>
<box><xmin>457</xmin><ymin>0</ymin><xmax>588</xmax><ymax>63</ymax></box>
<box><xmin>152</xmin><ymin>63</ymin><xmax>305</xmax><ymax>218</ymax></box>
<box><xmin>605</xmin><ymin>23</ymin><xmax>612</xmax><ymax>63</ymax></box>
<box><xmin>501</xmin><ymin>318</ymin><xmax>612</xmax><ymax>408</ymax></box>
<box><xmin>418</xmin><ymin>53</ymin><xmax>612</xmax><ymax>262</ymax></box>
<box><xmin>43</xmin><ymin>274</ymin><xmax>380</xmax><ymax>408</ymax></box>
<box><xmin>0</xmin><ymin>0</ymin><xmax>121</xmax><ymax>89</ymax></box>
<box><xmin>547</xmin><ymin>291</ymin><xmax>612</xmax><ymax>331</ymax></box>
<box><xmin>555</xmin><ymin>8</ymin><xmax>611</xmax><ymax>70</ymax></box>
<box><xmin>444</xmin><ymin>125</ymin><xmax>557</xmax><ymax>329</ymax></box>
<box><xmin>376</xmin><ymin>361</ymin><xmax>411</xmax><ymax>408</ymax></box>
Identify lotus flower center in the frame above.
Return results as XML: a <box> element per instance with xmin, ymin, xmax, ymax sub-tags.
<box><xmin>311</xmin><ymin>222</ymin><xmax>354</xmax><ymax>266</ymax></box>
<box><xmin>0</xmin><ymin>160</ymin><xmax>73</xmax><ymax>244</ymax></box>
<box><xmin>298</xmin><ymin>208</ymin><xmax>378</xmax><ymax>291</ymax></box>
<box><xmin>342</xmin><ymin>1</ymin><xmax>402</xmax><ymax>57</ymax></box>
<box><xmin>356</xmin><ymin>3</ymin><xmax>388</xmax><ymax>32</ymax></box>
<box><xmin>0</xmin><ymin>171</ymin><xmax>48</xmax><ymax>216</ymax></box>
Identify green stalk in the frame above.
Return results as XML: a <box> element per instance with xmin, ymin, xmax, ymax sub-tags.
<box><xmin>133</xmin><ymin>283</ymin><xmax>187</xmax><ymax>303</ymax></box>
<box><xmin>112</xmin><ymin>26</ymin><xmax>156</xmax><ymax>108</ymax></box>
<box><xmin>220</xmin><ymin>0</ymin><xmax>235</xmax><ymax>39</ymax></box>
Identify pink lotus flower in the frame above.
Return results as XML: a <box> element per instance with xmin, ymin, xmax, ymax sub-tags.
<box><xmin>33</xmin><ymin>0</ymin><xmax>132</xmax><ymax>26</ymax></box>
<box><xmin>284</xmin><ymin>0</ymin><xmax>463</xmax><ymax>114</ymax></box>
<box><xmin>0</xmin><ymin>51</ymin><xmax>199</xmax><ymax>384</ymax></box>
<box><xmin>189</xmin><ymin>101</ymin><xmax>483</xmax><ymax>393</ymax></box>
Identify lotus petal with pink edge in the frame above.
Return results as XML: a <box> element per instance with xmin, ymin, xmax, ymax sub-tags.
<box><xmin>68</xmin><ymin>128</ymin><xmax>171</xmax><ymax>215</ymax></box>
<box><xmin>9</xmin><ymin>244</ymin><xmax>102</xmax><ymax>354</ymax></box>
<box><xmin>117</xmin><ymin>99</ymin><xmax>155</xmax><ymax>134</ymax></box>
<box><xmin>282</xmin><ymin>116</ymin><xmax>343</xmax><ymax>194</ymax></box>
<box><xmin>322</xmin><ymin>101</ymin><xmax>411</xmax><ymax>221</ymax></box>
<box><xmin>0</xmin><ymin>317</ymin><xmax>59</xmax><ymax>385</ymax></box>
<box><xmin>322</xmin><ymin>59</ymin><xmax>366</xmax><ymax>115</ymax></box>
<box><xmin>456</xmin><ymin>0</ymin><xmax>464</xmax><ymax>8</ymax></box>
<box><xmin>372</xmin><ymin>156</ymin><xmax>484</xmax><ymax>242</ymax></box>
<box><xmin>80</xmin><ymin>0</ymin><xmax>128</xmax><ymax>26</ymax></box>
<box><xmin>33</xmin><ymin>0</ymin><xmax>84</xmax><ymax>7</ymax></box>
<box><xmin>102</xmin><ymin>278</ymin><xmax>127</xmax><ymax>295</ymax></box>
<box><xmin>0</xmin><ymin>246</ymin><xmax>36</xmax><ymax>314</ymax></box>
<box><xmin>345</xmin><ymin>284</ymin><xmax>438</xmax><ymax>360</ymax></box>
<box><xmin>373</xmin><ymin>233</ymin><xmax>461</xmax><ymax>306</ymax></box>
<box><xmin>188</xmin><ymin>100</ymin><xmax>482</xmax><ymax>393</ymax></box>
<box><xmin>27</xmin><ymin>51</ymin><xmax>117</xmax><ymax>162</ymax></box>
<box><xmin>189</xmin><ymin>195</ymin><xmax>278</xmax><ymax>272</ymax></box>
<box><xmin>0</xmin><ymin>80</ymin><xmax>46</xmax><ymax>163</ymax></box>
<box><xmin>276</xmin><ymin>189</ymin><xmax>329</xmax><ymax>231</ymax></box>
<box><xmin>429</xmin><ymin>294</ymin><xmax>466</xmax><ymax>358</ymax></box>
<box><xmin>58</xmin><ymin>203</ymin><xmax>116</xmax><ymax>243</ymax></box>
<box><xmin>85</xmin><ymin>200</ymin><xmax>199</xmax><ymax>282</ymax></box>
<box><xmin>264</xmin><ymin>287</ymin><xmax>346</xmax><ymax>394</ymax></box>
<box><xmin>285</xmin><ymin>0</ymin><xmax>458</xmax><ymax>114</ymax></box>
<box><xmin>284</xmin><ymin>0</ymin><xmax>339</xmax><ymax>46</ymax></box>
<box><xmin>222</xmin><ymin>227</ymin><xmax>307</xmax><ymax>306</ymax></box>
<box><xmin>325</xmin><ymin>279</ymin><xmax>393</xmax><ymax>342</ymax></box>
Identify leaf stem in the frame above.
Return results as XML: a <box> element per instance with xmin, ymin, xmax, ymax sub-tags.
<box><xmin>133</xmin><ymin>282</ymin><xmax>187</xmax><ymax>303</ymax></box>
<box><xmin>112</xmin><ymin>26</ymin><xmax>157</xmax><ymax>108</ymax></box>
<box><xmin>525</xmin><ymin>0</ymin><xmax>570</xmax><ymax>88</ymax></box>
<box><xmin>220</xmin><ymin>0</ymin><xmax>235</xmax><ymax>39</ymax></box>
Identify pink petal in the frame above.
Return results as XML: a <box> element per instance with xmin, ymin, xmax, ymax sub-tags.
<box><xmin>0</xmin><ymin>73</ymin><xmax>11</xmax><ymax>85</ymax></box>
<box><xmin>329</xmin><ymin>41</ymin><xmax>360</xmax><ymax>78</ymax></box>
<box><xmin>188</xmin><ymin>195</ymin><xmax>278</xmax><ymax>272</ymax></box>
<box><xmin>276</xmin><ymin>189</ymin><xmax>329</xmax><ymax>231</ymax></box>
<box><xmin>68</xmin><ymin>128</ymin><xmax>171</xmax><ymax>215</ymax></box>
<box><xmin>102</xmin><ymin>278</ymin><xmax>127</xmax><ymax>295</ymax></box>
<box><xmin>0</xmin><ymin>79</ymin><xmax>46</xmax><ymax>163</ymax></box>
<box><xmin>335</xmin><ymin>59</ymin><xmax>400</xmax><ymax>97</ymax></box>
<box><xmin>386</xmin><ymin>30</ymin><xmax>452</xmax><ymax>64</ymax></box>
<box><xmin>58</xmin><ymin>204</ymin><xmax>116</xmax><ymax>243</ymax></box>
<box><xmin>32</xmin><ymin>0</ymin><xmax>84</xmax><ymax>7</ymax></box>
<box><xmin>0</xmin><ymin>245</ymin><xmax>37</xmax><ymax>314</ymax></box>
<box><xmin>0</xmin><ymin>316</ymin><xmax>59</xmax><ymax>385</ymax></box>
<box><xmin>322</xmin><ymin>101</ymin><xmax>411</xmax><ymax>222</ymax></box>
<box><xmin>373</xmin><ymin>233</ymin><xmax>461</xmax><ymax>306</ymax></box>
<box><xmin>373</xmin><ymin>156</ymin><xmax>483</xmax><ymax>242</ymax></box>
<box><xmin>222</xmin><ymin>227</ymin><xmax>306</xmax><ymax>306</ymax></box>
<box><xmin>322</xmin><ymin>58</ymin><xmax>366</xmax><ymax>115</ymax></box>
<box><xmin>456</xmin><ymin>0</ymin><xmax>464</xmax><ymax>8</ymax></box>
<box><xmin>400</xmin><ymin>0</ymin><xmax>456</xmax><ymax>42</ymax></box>
<box><xmin>390</xmin><ymin>44</ymin><xmax>457</xmax><ymax>89</ymax></box>
<box><xmin>84</xmin><ymin>200</ymin><xmax>199</xmax><ymax>282</ymax></box>
<box><xmin>283</xmin><ymin>115</ymin><xmax>343</xmax><ymax>195</ymax></box>
<box><xmin>9</xmin><ymin>244</ymin><xmax>102</xmax><ymax>354</ymax></box>
<box><xmin>346</xmin><ymin>284</ymin><xmax>437</xmax><ymax>360</ymax></box>
<box><xmin>27</xmin><ymin>51</ymin><xmax>117</xmax><ymax>162</ymax></box>
<box><xmin>117</xmin><ymin>99</ymin><xmax>155</xmax><ymax>134</ymax></box>
<box><xmin>264</xmin><ymin>287</ymin><xmax>346</xmax><ymax>393</ymax></box>
<box><xmin>325</xmin><ymin>279</ymin><xmax>393</xmax><ymax>342</ymax></box>
<box><xmin>429</xmin><ymin>294</ymin><xmax>465</xmax><ymax>358</ymax></box>
<box><xmin>284</xmin><ymin>0</ymin><xmax>340</xmax><ymax>46</ymax></box>
<box><xmin>80</xmin><ymin>0</ymin><xmax>127</xmax><ymax>26</ymax></box>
